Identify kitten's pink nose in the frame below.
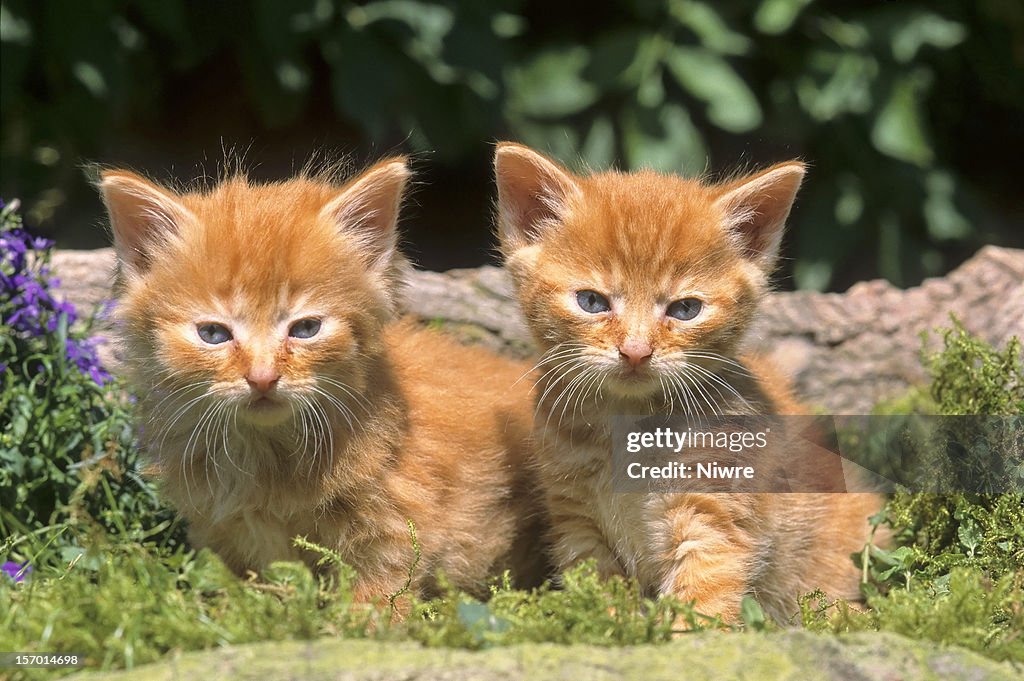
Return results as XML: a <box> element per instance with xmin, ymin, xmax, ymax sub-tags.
<box><xmin>246</xmin><ymin>366</ymin><xmax>280</xmax><ymax>394</ymax></box>
<box><xmin>619</xmin><ymin>339</ymin><xmax>652</xmax><ymax>368</ymax></box>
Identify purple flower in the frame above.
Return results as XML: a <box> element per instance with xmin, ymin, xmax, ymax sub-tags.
<box><xmin>64</xmin><ymin>335</ymin><xmax>111</xmax><ymax>384</ymax></box>
<box><xmin>2</xmin><ymin>199</ymin><xmax>111</xmax><ymax>385</ymax></box>
<box><xmin>1</xmin><ymin>561</ymin><xmax>31</xmax><ymax>583</ymax></box>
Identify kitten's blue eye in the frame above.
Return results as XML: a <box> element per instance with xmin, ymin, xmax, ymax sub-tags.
<box><xmin>197</xmin><ymin>323</ymin><xmax>233</xmax><ymax>344</ymax></box>
<box><xmin>667</xmin><ymin>298</ymin><xmax>703</xmax><ymax>321</ymax></box>
<box><xmin>576</xmin><ymin>290</ymin><xmax>611</xmax><ymax>314</ymax></box>
<box><xmin>288</xmin><ymin>317</ymin><xmax>322</xmax><ymax>339</ymax></box>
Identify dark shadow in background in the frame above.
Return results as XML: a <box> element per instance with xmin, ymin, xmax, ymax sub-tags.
<box><xmin>2</xmin><ymin>0</ymin><xmax>1022</xmax><ymax>284</ymax></box>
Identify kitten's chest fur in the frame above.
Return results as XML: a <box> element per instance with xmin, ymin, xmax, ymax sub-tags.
<box><xmin>535</xmin><ymin>393</ymin><xmax>653</xmax><ymax>582</ymax></box>
<box><xmin>155</xmin><ymin>424</ymin><xmax>379</xmax><ymax>516</ymax></box>
<box><xmin>140</xmin><ymin>365</ymin><xmax>406</xmax><ymax>573</ymax></box>
<box><xmin>534</xmin><ymin>368</ymin><xmax>774</xmax><ymax>586</ymax></box>
<box><xmin>539</xmin><ymin>419</ymin><xmax>704</xmax><ymax>588</ymax></box>
<box><xmin>534</xmin><ymin>364</ymin><xmax>879</xmax><ymax>618</ymax></box>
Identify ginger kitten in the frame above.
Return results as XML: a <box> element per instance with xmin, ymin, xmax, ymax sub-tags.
<box><xmin>100</xmin><ymin>159</ymin><xmax>545</xmax><ymax>603</ymax></box>
<box><xmin>495</xmin><ymin>142</ymin><xmax>882</xmax><ymax>622</ymax></box>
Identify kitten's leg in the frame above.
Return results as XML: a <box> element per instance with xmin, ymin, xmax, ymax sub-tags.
<box><xmin>351</xmin><ymin>574</ymin><xmax>417</xmax><ymax>619</ymax></box>
<box><xmin>548</xmin><ymin>502</ymin><xmax>624</xmax><ymax>579</ymax></box>
<box><xmin>657</xmin><ymin>500</ymin><xmax>754</xmax><ymax>623</ymax></box>
<box><xmin>188</xmin><ymin>512</ymin><xmax>297</xmax><ymax>576</ymax></box>
<box><xmin>345</xmin><ymin>530</ymin><xmax>429</xmax><ymax>619</ymax></box>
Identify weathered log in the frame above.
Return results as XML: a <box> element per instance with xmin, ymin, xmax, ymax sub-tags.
<box><xmin>51</xmin><ymin>246</ymin><xmax>1024</xmax><ymax>414</ymax></box>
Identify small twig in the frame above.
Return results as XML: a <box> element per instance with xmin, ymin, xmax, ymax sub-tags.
<box><xmin>388</xmin><ymin>519</ymin><xmax>422</xmax><ymax>612</ymax></box>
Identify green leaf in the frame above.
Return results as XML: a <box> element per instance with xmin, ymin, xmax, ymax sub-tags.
<box><xmin>754</xmin><ymin>0</ymin><xmax>814</xmax><ymax>36</ymax></box>
<box><xmin>346</xmin><ymin>1</ymin><xmax>457</xmax><ymax>85</ymax></box>
<box><xmin>637</xmin><ymin>67</ymin><xmax>665</xmax><ymax>108</ymax></box>
<box><xmin>580</xmin><ymin>116</ymin><xmax>616</xmax><ymax>169</ymax></box>
<box><xmin>663</xmin><ymin>46</ymin><xmax>762</xmax><ymax>132</ymax></box>
<box><xmin>59</xmin><ymin>545</ymin><xmax>100</xmax><ymax>571</ymax></box>
<box><xmin>585</xmin><ymin>30</ymin><xmax>662</xmax><ymax>91</ymax></box>
<box><xmin>891</xmin><ymin>12</ymin><xmax>966</xmax><ymax>63</ymax></box>
<box><xmin>923</xmin><ymin>170</ymin><xmax>970</xmax><ymax>240</ymax></box>
<box><xmin>0</xmin><ymin>4</ymin><xmax>32</xmax><ymax>44</ymax></box>
<box><xmin>10</xmin><ymin>412</ymin><xmax>28</xmax><ymax>441</ymax></box>
<box><xmin>289</xmin><ymin>0</ymin><xmax>335</xmax><ymax>32</ymax></box>
<box><xmin>512</xmin><ymin>121</ymin><xmax>579</xmax><ymax>165</ymax></box>
<box><xmin>871</xmin><ymin>72</ymin><xmax>934</xmax><ymax>166</ymax></box>
<box><xmin>834</xmin><ymin>174</ymin><xmax>864</xmax><ymax>226</ymax></box>
<box><xmin>796</xmin><ymin>51</ymin><xmax>876</xmax><ymax>121</ymax></box>
<box><xmin>346</xmin><ymin>0</ymin><xmax>453</xmax><ymax>42</ymax></box>
<box><xmin>957</xmin><ymin>519</ymin><xmax>982</xmax><ymax>558</ymax></box>
<box><xmin>621</xmin><ymin>103</ymin><xmax>706</xmax><ymax>173</ymax></box>
<box><xmin>874</xmin><ymin>545</ymin><xmax>917</xmax><ymax>581</ymax></box>
<box><xmin>740</xmin><ymin>595</ymin><xmax>766</xmax><ymax>630</ymax></box>
<box><xmin>819</xmin><ymin>17</ymin><xmax>870</xmax><ymax>49</ymax></box>
<box><xmin>71</xmin><ymin>62</ymin><xmax>108</xmax><ymax>98</ymax></box>
<box><xmin>457</xmin><ymin>600</ymin><xmax>511</xmax><ymax>644</ymax></box>
<box><xmin>669</xmin><ymin>0</ymin><xmax>751</xmax><ymax>55</ymax></box>
<box><xmin>506</xmin><ymin>46</ymin><xmax>599</xmax><ymax>118</ymax></box>
<box><xmin>793</xmin><ymin>260</ymin><xmax>832</xmax><ymax>291</ymax></box>
<box><xmin>491</xmin><ymin>13</ymin><xmax>526</xmax><ymax>39</ymax></box>
<box><xmin>889</xmin><ymin>546</ymin><xmax>917</xmax><ymax>568</ymax></box>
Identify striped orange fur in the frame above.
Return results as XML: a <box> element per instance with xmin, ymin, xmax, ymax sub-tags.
<box><xmin>101</xmin><ymin>159</ymin><xmax>547</xmax><ymax>606</ymax></box>
<box><xmin>495</xmin><ymin>142</ymin><xmax>883</xmax><ymax>622</ymax></box>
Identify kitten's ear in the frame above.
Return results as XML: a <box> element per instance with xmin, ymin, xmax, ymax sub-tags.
<box><xmin>99</xmin><ymin>170</ymin><xmax>193</xmax><ymax>275</ymax></box>
<box><xmin>494</xmin><ymin>142</ymin><xmax>581</xmax><ymax>252</ymax></box>
<box><xmin>714</xmin><ymin>161</ymin><xmax>805</xmax><ymax>271</ymax></box>
<box><xmin>321</xmin><ymin>158</ymin><xmax>409</xmax><ymax>271</ymax></box>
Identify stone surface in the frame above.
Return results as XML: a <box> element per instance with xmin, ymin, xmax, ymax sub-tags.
<box><xmin>66</xmin><ymin>632</ymin><xmax>1021</xmax><ymax>681</ymax></box>
<box><xmin>51</xmin><ymin>246</ymin><xmax>1024</xmax><ymax>414</ymax></box>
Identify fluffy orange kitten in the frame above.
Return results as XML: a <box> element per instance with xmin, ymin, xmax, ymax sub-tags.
<box><xmin>495</xmin><ymin>142</ymin><xmax>882</xmax><ymax>622</ymax></box>
<box><xmin>100</xmin><ymin>159</ymin><xmax>545</xmax><ymax>603</ymax></box>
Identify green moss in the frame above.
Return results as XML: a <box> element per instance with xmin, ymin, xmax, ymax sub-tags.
<box><xmin>853</xmin><ymin>318</ymin><xmax>1024</xmax><ymax>663</ymax></box>
<box><xmin>0</xmin><ymin>544</ymin><xmax>389</xmax><ymax>680</ymax></box>
<box><xmin>407</xmin><ymin>561</ymin><xmax>718</xmax><ymax>649</ymax></box>
<box><xmin>878</xmin><ymin>319</ymin><xmax>1024</xmax><ymax>584</ymax></box>
<box><xmin>881</xmin><ymin>493</ymin><xmax>1024</xmax><ymax>583</ymax></box>
<box><xmin>801</xmin><ymin>568</ymin><xmax>1024</xmax><ymax>662</ymax></box>
<box><xmin>925</xmin><ymin>317</ymin><xmax>1023</xmax><ymax>416</ymax></box>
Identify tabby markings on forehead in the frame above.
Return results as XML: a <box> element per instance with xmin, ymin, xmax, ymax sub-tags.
<box><xmin>207</xmin><ymin>288</ymin><xmax>313</xmax><ymax>325</ymax></box>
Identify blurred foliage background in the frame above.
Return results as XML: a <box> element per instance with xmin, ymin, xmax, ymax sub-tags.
<box><xmin>1</xmin><ymin>0</ymin><xmax>1021</xmax><ymax>290</ymax></box>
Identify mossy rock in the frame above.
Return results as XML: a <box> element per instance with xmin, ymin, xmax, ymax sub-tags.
<box><xmin>70</xmin><ymin>631</ymin><xmax>1020</xmax><ymax>680</ymax></box>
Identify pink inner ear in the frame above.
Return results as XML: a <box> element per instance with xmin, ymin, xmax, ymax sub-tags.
<box><xmin>320</xmin><ymin>160</ymin><xmax>408</xmax><ymax>267</ymax></box>
<box><xmin>100</xmin><ymin>172</ymin><xmax>191</xmax><ymax>274</ymax></box>
<box><xmin>495</xmin><ymin>144</ymin><xmax>580</xmax><ymax>249</ymax></box>
<box><xmin>501</xmin><ymin>180</ymin><xmax>555</xmax><ymax>242</ymax></box>
<box><xmin>726</xmin><ymin>197</ymin><xmax>781</xmax><ymax>260</ymax></box>
<box><xmin>716</xmin><ymin>163</ymin><xmax>805</xmax><ymax>266</ymax></box>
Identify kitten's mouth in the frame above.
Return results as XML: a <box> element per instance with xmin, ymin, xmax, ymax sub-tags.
<box><xmin>608</xmin><ymin>367</ymin><xmax>660</xmax><ymax>396</ymax></box>
<box><xmin>241</xmin><ymin>395</ymin><xmax>290</xmax><ymax>426</ymax></box>
<box><xmin>618</xmin><ymin>364</ymin><xmax>653</xmax><ymax>380</ymax></box>
<box><xmin>248</xmin><ymin>396</ymin><xmax>280</xmax><ymax>410</ymax></box>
